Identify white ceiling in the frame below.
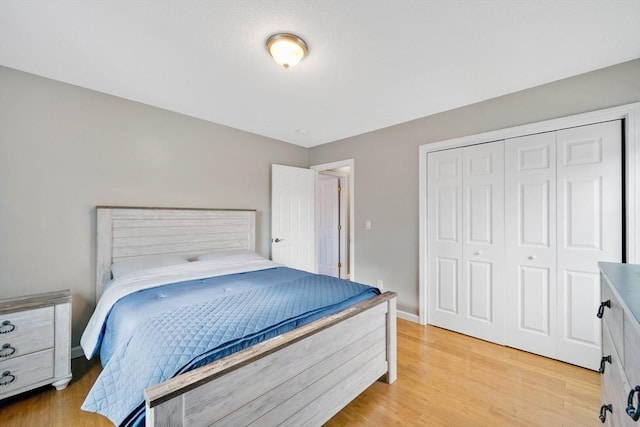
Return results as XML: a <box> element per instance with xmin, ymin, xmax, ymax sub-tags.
<box><xmin>1</xmin><ymin>1</ymin><xmax>639</xmax><ymax>148</ymax></box>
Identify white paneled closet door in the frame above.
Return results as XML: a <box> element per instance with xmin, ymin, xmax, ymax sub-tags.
<box><xmin>504</xmin><ymin>121</ymin><xmax>622</xmax><ymax>369</ymax></box>
<box><xmin>428</xmin><ymin>148</ymin><xmax>463</xmax><ymax>332</ymax></box>
<box><xmin>555</xmin><ymin>121</ymin><xmax>622</xmax><ymax>369</ymax></box>
<box><xmin>505</xmin><ymin>132</ymin><xmax>558</xmax><ymax>359</ymax></box>
<box><xmin>462</xmin><ymin>143</ymin><xmax>505</xmax><ymax>343</ymax></box>
<box><xmin>428</xmin><ymin>141</ymin><xmax>505</xmax><ymax>344</ymax></box>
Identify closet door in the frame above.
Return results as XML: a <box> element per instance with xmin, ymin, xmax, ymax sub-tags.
<box><xmin>556</xmin><ymin>121</ymin><xmax>622</xmax><ymax>369</ymax></box>
<box><xmin>428</xmin><ymin>142</ymin><xmax>505</xmax><ymax>343</ymax></box>
<box><xmin>505</xmin><ymin>132</ymin><xmax>557</xmax><ymax>358</ymax></box>
<box><xmin>505</xmin><ymin>121</ymin><xmax>622</xmax><ymax>369</ymax></box>
<box><xmin>428</xmin><ymin>120</ymin><xmax>622</xmax><ymax>369</ymax></box>
<box><xmin>461</xmin><ymin>142</ymin><xmax>505</xmax><ymax>343</ymax></box>
<box><xmin>427</xmin><ymin>149</ymin><xmax>463</xmax><ymax>331</ymax></box>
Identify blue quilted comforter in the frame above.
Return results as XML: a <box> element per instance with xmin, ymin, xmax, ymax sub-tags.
<box><xmin>81</xmin><ymin>267</ymin><xmax>379</xmax><ymax>426</ymax></box>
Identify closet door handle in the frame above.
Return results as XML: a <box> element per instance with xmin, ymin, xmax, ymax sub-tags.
<box><xmin>528</xmin><ymin>254</ymin><xmax>537</xmax><ymax>260</ymax></box>
<box><xmin>474</xmin><ymin>251</ymin><xmax>482</xmax><ymax>256</ymax></box>
<box><xmin>598</xmin><ymin>355</ymin><xmax>611</xmax><ymax>374</ymax></box>
<box><xmin>599</xmin><ymin>404</ymin><xmax>613</xmax><ymax>423</ymax></box>
<box><xmin>627</xmin><ymin>386</ymin><xmax>640</xmax><ymax>421</ymax></box>
<box><xmin>597</xmin><ymin>300</ymin><xmax>611</xmax><ymax>319</ymax></box>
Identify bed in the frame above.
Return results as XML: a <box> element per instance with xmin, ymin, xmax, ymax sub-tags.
<box><xmin>81</xmin><ymin>206</ymin><xmax>397</xmax><ymax>426</ymax></box>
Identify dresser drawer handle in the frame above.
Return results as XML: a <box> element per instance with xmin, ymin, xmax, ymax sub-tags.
<box><xmin>600</xmin><ymin>404</ymin><xmax>613</xmax><ymax>423</ymax></box>
<box><xmin>0</xmin><ymin>320</ymin><xmax>16</xmax><ymax>334</ymax></box>
<box><xmin>0</xmin><ymin>343</ymin><xmax>16</xmax><ymax>358</ymax></box>
<box><xmin>627</xmin><ymin>386</ymin><xmax>640</xmax><ymax>421</ymax></box>
<box><xmin>0</xmin><ymin>371</ymin><xmax>15</xmax><ymax>386</ymax></box>
<box><xmin>599</xmin><ymin>355</ymin><xmax>612</xmax><ymax>374</ymax></box>
<box><xmin>597</xmin><ymin>300</ymin><xmax>611</xmax><ymax>318</ymax></box>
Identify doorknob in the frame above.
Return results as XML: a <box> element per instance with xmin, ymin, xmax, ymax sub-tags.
<box><xmin>273</xmin><ymin>238</ymin><xmax>285</xmax><ymax>243</ymax></box>
<box><xmin>474</xmin><ymin>251</ymin><xmax>482</xmax><ymax>256</ymax></box>
<box><xmin>528</xmin><ymin>255</ymin><xmax>537</xmax><ymax>260</ymax></box>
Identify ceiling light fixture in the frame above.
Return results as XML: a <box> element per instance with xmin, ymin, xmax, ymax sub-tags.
<box><xmin>266</xmin><ymin>33</ymin><xmax>308</xmax><ymax>69</ymax></box>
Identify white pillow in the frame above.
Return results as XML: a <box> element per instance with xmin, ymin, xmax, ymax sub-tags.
<box><xmin>196</xmin><ymin>249</ymin><xmax>263</xmax><ymax>262</ymax></box>
<box><xmin>111</xmin><ymin>254</ymin><xmax>190</xmax><ymax>279</ymax></box>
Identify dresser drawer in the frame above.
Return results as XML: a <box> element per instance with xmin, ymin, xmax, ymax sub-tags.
<box><xmin>0</xmin><ymin>307</ymin><xmax>54</xmax><ymax>360</ymax></box>
<box><xmin>601</xmin><ymin>327</ymin><xmax>634</xmax><ymax>426</ymax></box>
<box><xmin>0</xmin><ymin>349</ymin><xmax>54</xmax><ymax>397</ymax></box>
<box><xmin>602</xmin><ymin>280</ymin><xmax>624</xmax><ymax>363</ymax></box>
<box><xmin>624</xmin><ymin>311</ymin><xmax>640</xmax><ymax>387</ymax></box>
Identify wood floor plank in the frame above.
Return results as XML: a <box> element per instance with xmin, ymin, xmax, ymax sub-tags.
<box><xmin>0</xmin><ymin>320</ymin><xmax>600</xmax><ymax>426</ymax></box>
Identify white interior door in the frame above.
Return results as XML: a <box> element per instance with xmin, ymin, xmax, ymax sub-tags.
<box><xmin>428</xmin><ymin>148</ymin><xmax>463</xmax><ymax>331</ymax></box>
<box><xmin>461</xmin><ymin>142</ymin><xmax>505</xmax><ymax>343</ymax></box>
<box><xmin>317</xmin><ymin>174</ymin><xmax>340</xmax><ymax>277</ymax></box>
<box><xmin>428</xmin><ymin>141</ymin><xmax>505</xmax><ymax>343</ymax></box>
<box><xmin>505</xmin><ymin>132</ymin><xmax>558</xmax><ymax>359</ymax></box>
<box><xmin>271</xmin><ymin>164</ymin><xmax>317</xmax><ymax>272</ymax></box>
<box><xmin>555</xmin><ymin>121</ymin><xmax>622</xmax><ymax>369</ymax></box>
<box><xmin>505</xmin><ymin>121</ymin><xmax>622</xmax><ymax>369</ymax></box>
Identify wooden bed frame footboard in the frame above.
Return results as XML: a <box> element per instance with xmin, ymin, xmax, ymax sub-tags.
<box><xmin>144</xmin><ymin>291</ymin><xmax>397</xmax><ymax>426</ymax></box>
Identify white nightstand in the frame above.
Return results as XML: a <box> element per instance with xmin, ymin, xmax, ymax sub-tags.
<box><xmin>0</xmin><ymin>290</ymin><xmax>72</xmax><ymax>399</ymax></box>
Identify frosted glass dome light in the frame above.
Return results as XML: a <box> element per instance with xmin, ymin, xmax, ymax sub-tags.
<box><xmin>266</xmin><ymin>33</ymin><xmax>308</xmax><ymax>69</ymax></box>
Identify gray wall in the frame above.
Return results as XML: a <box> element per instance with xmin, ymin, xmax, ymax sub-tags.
<box><xmin>0</xmin><ymin>66</ymin><xmax>308</xmax><ymax>346</ymax></box>
<box><xmin>308</xmin><ymin>58</ymin><xmax>640</xmax><ymax>315</ymax></box>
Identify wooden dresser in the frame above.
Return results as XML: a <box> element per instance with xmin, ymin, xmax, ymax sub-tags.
<box><xmin>598</xmin><ymin>262</ymin><xmax>640</xmax><ymax>425</ymax></box>
<box><xmin>0</xmin><ymin>290</ymin><xmax>72</xmax><ymax>400</ymax></box>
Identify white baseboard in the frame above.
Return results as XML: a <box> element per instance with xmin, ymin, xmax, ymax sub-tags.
<box><xmin>397</xmin><ymin>310</ymin><xmax>420</xmax><ymax>324</ymax></box>
<box><xmin>71</xmin><ymin>346</ymin><xmax>84</xmax><ymax>359</ymax></box>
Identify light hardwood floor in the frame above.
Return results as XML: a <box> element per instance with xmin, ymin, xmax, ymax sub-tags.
<box><xmin>0</xmin><ymin>319</ymin><xmax>600</xmax><ymax>426</ymax></box>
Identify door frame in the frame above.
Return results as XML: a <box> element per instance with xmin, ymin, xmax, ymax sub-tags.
<box><xmin>418</xmin><ymin>102</ymin><xmax>640</xmax><ymax>325</ymax></box>
<box><xmin>312</xmin><ymin>159</ymin><xmax>356</xmax><ymax>281</ymax></box>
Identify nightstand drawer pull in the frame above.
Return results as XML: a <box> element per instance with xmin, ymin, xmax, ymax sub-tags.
<box><xmin>627</xmin><ymin>386</ymin><xmax>640</xmax><ymax>421</ymax></box>
<box><xmin>0</xmin><ymin>343</ymin><xmax>16</xmax><ymax>358</ymax></box>
<box><xmin>599</xmin><ymin>355</ymin><xmax>612</xmax><ymax>374</ymax></box>
<box><xmin>0</xmin><ymin>371</ymin><xmax>15</xmax><ymax>386</ymax></box>
<box><xmin>600</xmin><ymin>404</ymin><xmax>613</xmax><ymax>423</ymax></box>
<box><xmin>597</xmin><ymin>300</ymin><xmax>611</xmax><ymax>319</ymax></box>
<box><xmin>0</xmin><ymin>320</ymin><xmax>15</xmax><ymax>334</ymax></box>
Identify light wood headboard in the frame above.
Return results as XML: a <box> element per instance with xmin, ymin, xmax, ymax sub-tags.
<box><xmin>95</xmin><ymin>206</ymin><xmax>256</xmax><ymax>299</ymax></box>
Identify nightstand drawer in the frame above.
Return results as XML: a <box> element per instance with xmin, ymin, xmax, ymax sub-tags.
<box><xmin>0</xmin><ymin>307</ymin><xmax>54</xmax><ymax>359</ymax></box>
<box><xmin>0</xmin><ymin>349</ymin><xmax>54</xmax><ymax>397</ymax></box>
<box><xmin>0</xmin><ymin>290</ymin><xmax>71</xmax><ymax>400</ymax></box>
